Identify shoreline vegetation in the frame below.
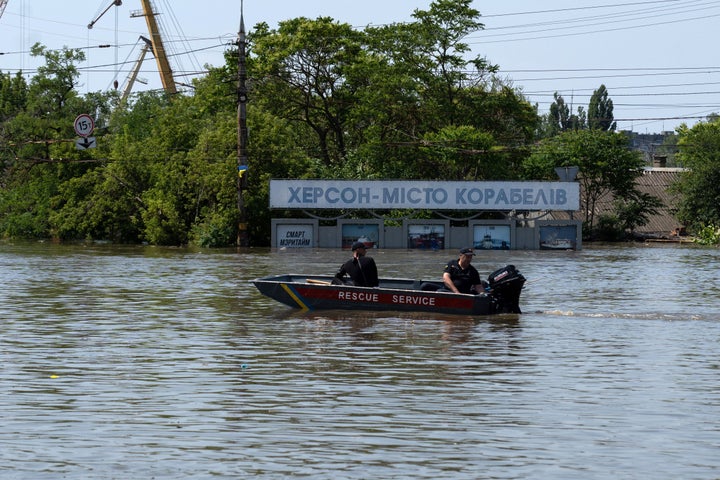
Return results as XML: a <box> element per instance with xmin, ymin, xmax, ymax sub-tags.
<box><xmin>2</xmin><ymin>1</ymin><xmax>719</xmax><ymax>247</ymax></box>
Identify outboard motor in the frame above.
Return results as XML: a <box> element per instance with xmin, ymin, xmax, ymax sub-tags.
<box><xmin>487</xmin><ymin>265</ymin><xmax>526</xmax><ymax>314</ymax></box>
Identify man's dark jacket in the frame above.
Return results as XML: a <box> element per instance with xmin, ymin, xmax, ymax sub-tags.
<box><xmin>335</xmin><ymin>256</ymin><xmax>379</xmax><ymax>287</ymax></box>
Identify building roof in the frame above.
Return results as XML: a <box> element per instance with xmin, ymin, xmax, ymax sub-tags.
<box><xmin>631</xmin><ymin>168</ymin><xmax>685</xmax><ymax>235</ymax></box>
<box><xmin>550</xmin><ymin>167</ymin><xmax>687</xmax><ymax>238</ymax></box>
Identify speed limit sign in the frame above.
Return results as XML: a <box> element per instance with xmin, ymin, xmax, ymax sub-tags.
<box><xmin>74</xmin><ymin>114</ymin><xmax>95</xmax><ymax>137</ymax></box>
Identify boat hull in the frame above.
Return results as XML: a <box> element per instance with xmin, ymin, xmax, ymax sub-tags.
<box><xmin>253</xmin><ymin>272</ymin><xmax>524</xmax><ymax>316</ymax></box>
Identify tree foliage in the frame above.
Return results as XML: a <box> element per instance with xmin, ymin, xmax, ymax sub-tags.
<box><xmin>0</xmin><ymin>44</ymin><xmax>95</xmax><ymax>238</ymax></box>
<box><xmin>539</xmin><ymin>85</ymin><xmax>616</xmax><ymax>137</ymax></box>
<box><xmin>588</xmin><ymin>84</ymin><xmax>616</xmax><ymax>132</ymax></box>
<box><xmin>249</xmin><ymin>1</ymin><xmax>532</xmax><ymax>182</ymax></box>
<box><xmin>524</xmin><ymin>129</ymin><xmax>652</xmax><ymax>237</ymax></box>
<box><xmin>0</xmin><ymin>2</ymin><xmax>693</xmax><ymax>246</ymax></box>
<box><xmin>251</xmin><ymin>17</ymin><xmax>364</xmax><ymax>166</ymax></box>
<box><xmin>674</xmin><ymin>120</ymin><xmax>720</xmax><ymax>231</ymax></box>
<box><xmin>541</xmin><ymin>92</ymin><xmax>585</xmax><ymax>136</ymax></box>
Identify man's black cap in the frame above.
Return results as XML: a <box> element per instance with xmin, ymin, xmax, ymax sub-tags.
<box><xmin>351</xmin><ymin>241</ymin><xmax>367</xmax><ymax>251</ymax></box>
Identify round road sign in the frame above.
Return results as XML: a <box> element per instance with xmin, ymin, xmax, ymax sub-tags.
<box><xmin>74</xmin><ymin>114</ymin><xmax>95</xmax><ymax>137</ymax></box>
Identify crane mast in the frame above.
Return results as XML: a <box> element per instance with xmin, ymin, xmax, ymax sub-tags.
<box><xmin>134</xmin><ymin>0</ymin><xmax>176</xmax><ymax>95</ymax></box>
<box><xmin>121</xmin><ymin>36</ymin><xmax>152</xmax><ymax>102</ymax></box>
<box><xmin>0</xmin><ymin>0</ymin><xmax>9</xmax><ymax>20</ymax></box>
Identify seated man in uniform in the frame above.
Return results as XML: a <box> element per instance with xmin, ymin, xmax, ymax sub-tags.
<box><xmin>441</xmin><ymin>247</ymin><xmax>485</xmax><ymax>294</ymax></box>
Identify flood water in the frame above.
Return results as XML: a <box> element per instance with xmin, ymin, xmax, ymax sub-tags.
<box><xmin>1</xmin><ymin>241</ymin><xmax>719</xmax><ymax>479</ymax></box>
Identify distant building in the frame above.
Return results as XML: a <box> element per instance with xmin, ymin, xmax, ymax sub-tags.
<box><xmin>549</xmin><ymin>165</ymin><xmax>688</xmax><ymax>241</ymax></box>
<box><xmin>623</xmin><ymin>130</ymin><xmax>679</xmax><ymax>166</ymax></box>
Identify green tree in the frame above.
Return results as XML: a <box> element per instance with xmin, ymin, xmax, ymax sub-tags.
<box><xmin>1</xmin><ymin>4</ymin><xmax>541</xmax><ymax>246</ymax></box>
<box><xmin>524</xmin><ymin>129</ymin><xmax>651</xmax><ymax>236</ymax></box>
<box><xmin>48</xmin><ymin>92</ymin><xmax>170</xmax><ymax>243</ymax></box>
<box><xmin>588</xmin><ymin>84</ymin><xmax>616</xmax><ymax>131</ymax></box>
<box><xmin>0</xmin><ymin>44</ymin><xmax>101</xmax><ymax>239</ymax></box>
<box><xmin>0</xmin><ymin>72</ymin><xmax>29</xmax><ymax>181</ymax></box>
<box><xmin>248</xmin><ymin>0</ymin><xmax>531</xmax><ymax>182</ymax></box>
<box><xmin>540</xmin><ymin>85</ymin><xmax>617</xmax><ymax>138</ymax></box>
<box><xmin>674</xmin><ymin>120</ymin><xmax>720</xmax><ymax>232</ymax></box>
<box><xmin>348</xmin><ymin>1</ymin><xmax>532</xmax><ymax>180</ymax></box>
<box><xmin>0</xmin><ymin>72</ymin><xmax>28</xmax><ymax>120</ymax></box>
<box><xmin>117</xmin><ymin>93</ymin><xmax>202</xmax><ymax>245</ymax></box>
<box><xmin>250</xmin><ymin>17</ymin><xmax>365</xmax><ymax>166</ymax></box>
<box><xmin>408</xmin><ymin>0</ymin><xmax>489</xmax><ymax>124</ymax></box>
<box><xmin>419</xmin><ymin>125</ymin><xmax>494</xmax><ymax>180</ymax></box>
<box><xmin>541</xmin><ymin>92</ymin><xmax>586</xmax><ymax>137</ymax></box>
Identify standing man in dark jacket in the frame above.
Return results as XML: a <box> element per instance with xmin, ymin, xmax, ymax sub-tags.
<box><xmin>334</xmin><ymin>241</ymin><xmax>379</xmax><ymax>287</ymax></box>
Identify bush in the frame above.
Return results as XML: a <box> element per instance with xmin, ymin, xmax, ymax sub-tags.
<box><xmin>694</xmin><ymin>224</ymin><xmax>720</xmax><ymax>245</ymax></box>
<box><xmin>190</xmin><ymin>211</ymin><xmax>236</xmax><ymax>248</ymax></box>
<box><xmin>594</xmin><ymin>214</ymin><xmax>626</xmax><ymax>241</ymax></box>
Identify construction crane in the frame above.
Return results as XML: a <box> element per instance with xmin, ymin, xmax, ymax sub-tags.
<box><xmin>120</xmin><ymin>36</ymin><xmax>152</xmax><ymax>102</ymax></box>
<box><xmin>0</xmin><ymin>0</ymin><xmax>9</xmax><ymax>20</ymax></box>
<box><xmin>87</xmin><ymin>0</ymin><xmax>122</xmax><ymax>29</ymax></box>
<box><xmin>131</xmin><ymin>0</ymin><xmax>177</xmax><ymax>95</ymax></box>
<box><xmin>88</xmin><ymin>0</ymin><xmax>176</xmax><ymax>97</ymax></box>
<box><xmin>120</xmin><ymin>35</ymin><xmax>152</xmax><ymax>102</ymax></box>
<box><xmin>88</xmin><ymin>0</ymin><xmax>123</xmax><ymax>92</ymax></box>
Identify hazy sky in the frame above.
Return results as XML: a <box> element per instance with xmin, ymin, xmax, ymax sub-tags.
<box><xmin>1</xmin><ymin>0</ymin><xmax>717</xmax><ymax>133</ymax></box>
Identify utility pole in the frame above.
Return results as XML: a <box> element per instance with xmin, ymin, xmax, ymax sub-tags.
<box><xmin>236</xmin><ymin>0</ymin><xmax>250</xmax><ymax>246</ymax></box>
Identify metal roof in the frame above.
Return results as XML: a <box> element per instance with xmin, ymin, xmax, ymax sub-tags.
<box><xmin>549</xmin><ymin>167</ymin><xmax>687</xmax><ymax>238</ymax></box>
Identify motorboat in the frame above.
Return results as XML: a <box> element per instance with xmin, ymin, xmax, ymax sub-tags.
<box><xmin>253</xmin><ymin>265</ymin><xmax>525</xmax><ymax>316</ymax></box>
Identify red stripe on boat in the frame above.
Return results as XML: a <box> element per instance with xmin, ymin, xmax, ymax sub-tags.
<box><xmin>293</xmin><ymin>286</ymin><xmax>474</xmax><ymax>309</ymax></box>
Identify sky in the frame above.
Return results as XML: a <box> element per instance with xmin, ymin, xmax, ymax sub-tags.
<box><xmin>1</xmin><ymin>0</ymin><xmax>718</xmax><ymax>134</ymax></box>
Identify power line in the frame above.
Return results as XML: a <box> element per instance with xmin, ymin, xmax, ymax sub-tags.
<box><xmin>473</xmin><ymin>0</ymin><xmax>720</xmax><ymax>40</ymax></box>
<box><xmin>478</xmin><ymin>0</ymin><xmax>719</xmax><ymax>34</ymax></box>
<box><xmin>471</xmin><ymin>12</ymin><xmax>720</xmax><ymax>44</ymax></box>
<box><xmin>480</xmin><ymin>0</ymin><xmax>686</xmax><ymax>18</ymax></box>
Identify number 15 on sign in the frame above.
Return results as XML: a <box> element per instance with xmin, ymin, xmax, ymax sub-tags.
<box><xmin>74</xmin><ymin>114</ymin><xmax>95</xmax><ymax>137</ymax></box>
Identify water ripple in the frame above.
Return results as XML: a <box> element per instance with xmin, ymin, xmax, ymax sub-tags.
<box><xmin>1</xmin><ymin>243</ymin><xmax>720</xmax><ymax>478</ymax></box>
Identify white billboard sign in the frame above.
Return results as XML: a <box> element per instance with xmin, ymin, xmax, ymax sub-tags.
<box><xmin>270</xmin><ymin>180</ymin><xmax>579</xmax><ymax>211</ymax></box>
